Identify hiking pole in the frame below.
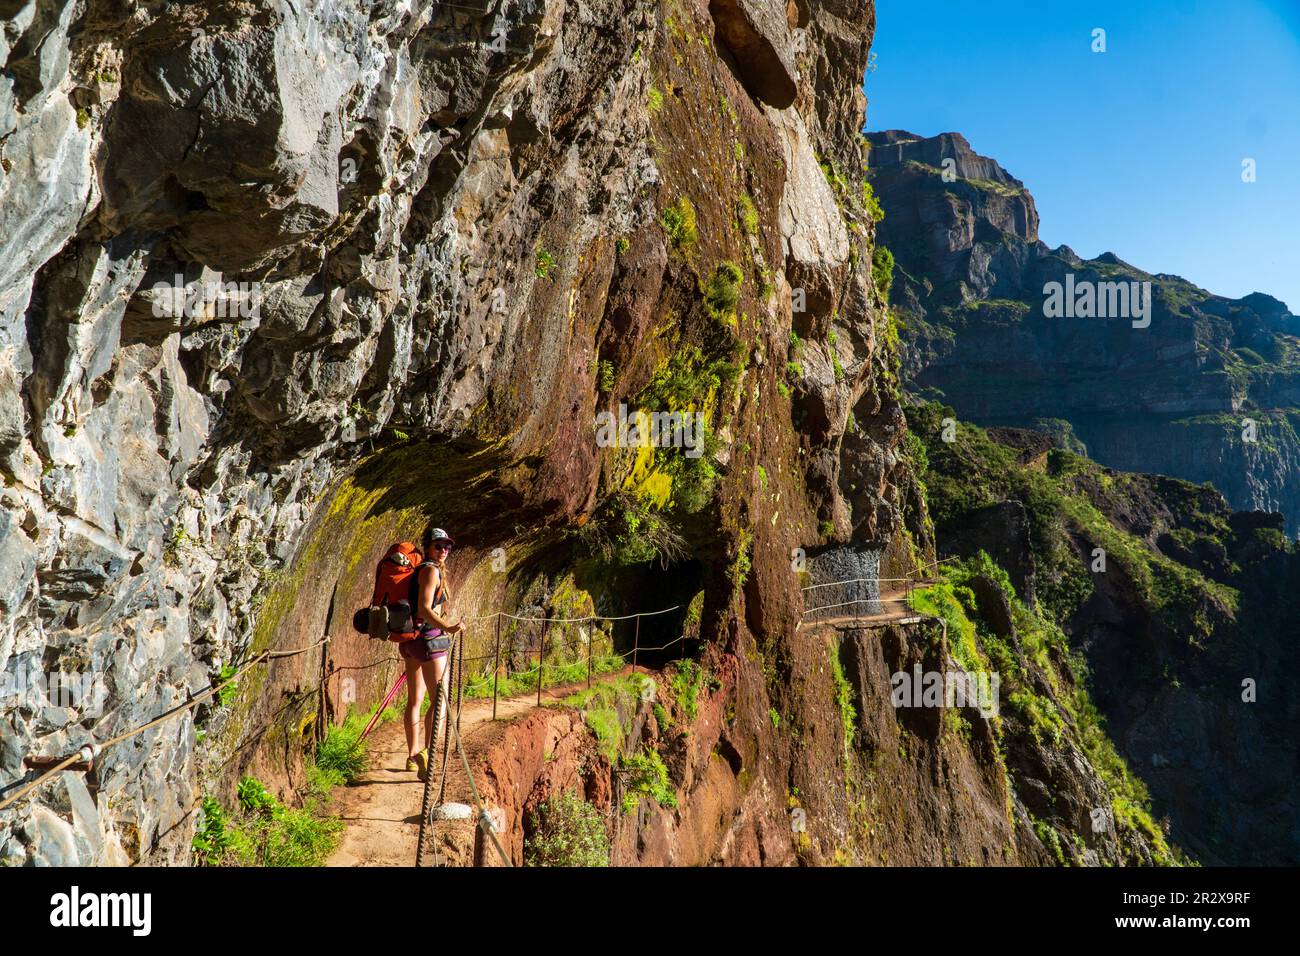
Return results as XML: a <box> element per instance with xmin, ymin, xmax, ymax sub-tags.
<box><xmin>360</xmin><ymin>673</ymin><xmax>407</xmax><ymax>743</ymax></box>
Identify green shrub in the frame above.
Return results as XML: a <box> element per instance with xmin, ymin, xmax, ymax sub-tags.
<box><xmin>653</xmin><ymin>702</ymin><xmax>671</xmax><ymax>728</ymax></box>
<box><xmin>872</xmin><ymin>244</ymin><xmax>894</xmax><ymax>299</ymax></box>
<box><xmin>1009</xmin><ymin>690</ymin><xmax>1066</xmax><ymax>746</ymax></box>
<box><xmin>737</xmin><ymin>194</ymin><xmax>759</xmax><ymax>235</ymax></box>
<box><xmin>215</xmin><ymin>663</ymin><xmax>239</xmax><ymax>707</ymax></box>
<box><xmin>642</xmin><ymin>343</ymin><xmax>736</xmax><ymax>410</ymax></box>
<box><xmin>621</xmin><ymin>747</ymin><xmax>677</xmax><ymax>812</ymax></box>
<box><xmin>193</xmin><ymin>776</ymin><xmax>342</xmax><ymax>867</ymax></box>
<box><xmin>535</xmin><ymin>247</ymin><xmax>557</xmax><ymax>280</ymax></box>
<box><xmin>1034</xmin><ymin>819</ymin><xmax>1067</xmax><ymax>865</ymax></box>
<box><xmin>552</xmin><ymin>673</ymin><xmax>650</xmax><ymax>758</ymax></box>
<box><xmin>704</xmin><ymin>262</ymin><xmax>744</xmax><ymax>319</ymax></box>
<box><xmin>573</xmin><ymin>492</ymin><xmax>687</xmax><ymax>567</ymax></box>
<box><xmin>314</xmin><ymin>711</ymin><xmax>370</xmax><ymax>786</ymax></box>
<box><xmin>595</xmin><ymin>358</ymin><xmax>616</xmax><ymax>393</ymax></box>
<box><xmin>192</xmin><ymin>796</ymin><xmax>233</xmax><ymax>866</ymax></box>
<box><xmin>861</xmin><ymin>180</ymin><xmax>885</xmax><ymax>223</ymax></box>
<box><xmin>662</xmin><ymin>196</ymin><xmax>698</xmax><ymax>249</ymax></box>
<box><xmin>828</xmin><ymin>641</ymin><xmax>857</xmax><ymax>772</ymax></box>
<box><xmin>646</xmin><ymin>86</ymin><xmax>664</xmax><ymax>112</ymax></box>
<box><xmin>670</xmin><ymin>659</ymin><xmax>705</xmax><ymax>720</ymax></box>
<box><xmin>526</xmin><ymin>791</ymin><xmax>610</xmax><ymax>866</ymax></box>
<box><xmin>729</xmin><ymin>529</ymin><xmax>753</xmax><ymax>594</ymax></box>
<box><xmin>657</xmin><ymin>422</ymin><xmax>720</xmax><ymax>514</ymax></box>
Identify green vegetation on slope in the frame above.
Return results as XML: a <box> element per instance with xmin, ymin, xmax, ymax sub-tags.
<box><xmin>910</xmin><ymin>553</ymin><xmax>1181</xmax><ymax>865</ymax></box>
<box><xmin>526</xmin><ymin>791</ymin><xmax>610</xmax><ymax>866</ymax></box>
<box><xmin>906</xmin><ymin>402</ymin><xmax>1237</xmax><ymax>637</ymax></box>
<box><xmin>901</xmin><ymin>402</ymin><xmax>1247</xmax><ymax>864</ymax></box>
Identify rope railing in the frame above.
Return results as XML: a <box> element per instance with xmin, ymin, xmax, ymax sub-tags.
<box><xmin>0</xmin><ymin>637</ymin><xmax>331</xmax><ymax>813</ymax></box>
<box><xmin>801</xmin><ymin>596</ymin><xmax>921</xmax><ymax>616</ymax></box>
<box><xmin>799</xmin><ymin>576</ymin><xmax>914</xmax><ymax>591</ymax></box>
<box><xmin>463</xmin><ymin>605</ymin><xmax>682</xmax><ymax>624</ymax></box>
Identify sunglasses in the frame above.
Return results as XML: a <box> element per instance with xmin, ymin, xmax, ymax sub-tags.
<box><xmin>430</xmin><ymin>542</ymin><xmax>454</xmax><ymax>552</ymax></box>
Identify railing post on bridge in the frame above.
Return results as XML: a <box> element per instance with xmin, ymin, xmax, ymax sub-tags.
<box><xmin>537</xmin><ymin>631</ymin><xmax>546</xmax><ymax>708</ymax></box>
<box><xmin>631</xmin><ymin>615</ymin><xmax>640</xmax><ymax>674</ymax></box>
<box><xmin>587</xmin><ymin>625</ymin><xmax>592</xmax><ymax>690</ymax></box>
<box><xmin>492</xmin><ymin>613</ymin><xmax>501</xmax><ymax>721</ymax></box>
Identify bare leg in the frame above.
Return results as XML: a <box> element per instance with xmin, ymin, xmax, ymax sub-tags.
<box><xmin>403</xmin><ymin>657</ymin><xmax>425</xmax><ymax>760</ymax></box>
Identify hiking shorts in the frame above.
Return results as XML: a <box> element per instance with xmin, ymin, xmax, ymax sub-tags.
<box><xmin>399</xmin><ymin>633</ymin><xmax>449</xmax><ymax>663</ymax></box>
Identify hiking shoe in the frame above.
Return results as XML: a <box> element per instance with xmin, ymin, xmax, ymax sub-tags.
<box><xmin>405</xmin><ymin>749</ymin><xmax>426</xmax><ymax>780</ymax></box>
<box><xmin>411</xmin><ymin>750</ymin><xmax>428</xmax><ymax>780</ymax></box>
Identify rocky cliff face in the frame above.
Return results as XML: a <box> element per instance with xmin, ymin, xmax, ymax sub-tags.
<box><xmin>1</xmin><ymin>0</ymin><xmax>923</xmax><ymax>865</ymax></box>
<box><xmin>0</xmin><ymin>1</ymin><xmax>1195</xmax><ymax>868</ymax></box>
<box><xmin>866</xmin><ymin>130</ymin><xmax>1300</xmax><ymax>535</ymax></box>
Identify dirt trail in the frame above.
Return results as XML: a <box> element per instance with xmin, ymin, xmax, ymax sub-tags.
<box><xmin>326</xmin><ymin>669</ymin><xmax>641</xmax><ymax>867</ymax></box>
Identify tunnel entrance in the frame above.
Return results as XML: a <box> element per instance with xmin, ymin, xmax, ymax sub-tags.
<box><xmin>573</xmin><ymin>556</ymin><xmax>706</xmax><ymax>671</ymax></box>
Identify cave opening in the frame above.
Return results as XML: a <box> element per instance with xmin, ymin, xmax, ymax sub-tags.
<box><xmin>575</xmin><ymin>556</ymin><xmax>706</xmax><ymax>671</ymax></box>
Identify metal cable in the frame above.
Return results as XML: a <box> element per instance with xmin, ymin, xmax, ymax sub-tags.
<box><xmin>1</xmin><ymin>638</ymin><xmax>329</xmax><ymax>813</ymax></box>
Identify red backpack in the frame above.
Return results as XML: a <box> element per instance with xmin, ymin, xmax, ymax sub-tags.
<box><xmin>366</xmin><ymin>542</ymin><xmax>423</xmax><ymax>641</ymax></box>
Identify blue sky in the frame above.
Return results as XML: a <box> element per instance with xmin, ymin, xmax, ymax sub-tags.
<box><xmin>865</xmin><ymin>0</ymin><xmax>1300</xmax><ymax>313</ymax></box>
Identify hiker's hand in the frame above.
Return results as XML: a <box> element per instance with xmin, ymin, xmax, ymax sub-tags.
<box><xmin>450</xmin><ymin>621</ymin><xmax>466</xmax><ymax>634</ymax></box>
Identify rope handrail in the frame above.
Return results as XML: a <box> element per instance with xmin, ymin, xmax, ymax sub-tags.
<box><xmin>0</xmin><ymin>637</ymin><xmax>331</xmax><ymax>813</ymax></box>
<box><xmin>448</xmin><ymin>706</ymin><xmax>512</xmax><ymax>867</ymax></box>
<box><xmin>804</xmin><ymin>596</ymin><xmax>919</xmax><ymax>615</ymax></box>
<box><xmin>463</xmin><ymin>604</ymin><xmax>682</xmax><ymax>624</ymax></box>
<box><xmin>800</xmin><ymin>576</ymin><xmax>915</xmax><ymax>591</ymax></box>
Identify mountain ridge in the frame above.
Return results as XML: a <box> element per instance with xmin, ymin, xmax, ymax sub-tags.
<box><xmin>866</xmin><ymin>128</ymin><xmax>1300</xmax><ymax>533</ymax></box>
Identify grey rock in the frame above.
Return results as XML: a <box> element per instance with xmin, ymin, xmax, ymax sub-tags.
<box><xmin>708</xmin><ymin>0</ymin><xmax>798</xmax><ymax>108</ymax></box>
<box><xmin>430</xmin><ymin>802</ymin><xmax>474</xmax><ymax>821</ymax></box>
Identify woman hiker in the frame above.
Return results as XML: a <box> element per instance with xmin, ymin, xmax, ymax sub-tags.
<box><xmin>403</xmin><ymin>526</ymin><xmax>465</xmax><ymax>781</ymax></box>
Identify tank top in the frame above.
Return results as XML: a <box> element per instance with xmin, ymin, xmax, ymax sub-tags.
<box><xmin>417</xmin><ymin>562</ymin><xmax>448</xmax><ymax>634</ymax></box>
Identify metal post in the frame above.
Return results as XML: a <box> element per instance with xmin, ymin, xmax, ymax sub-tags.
<box><xmin>492</xmin><ymin>613</ymin><xmax>501</xmax><ymax>721</ymax></box>
<box><xmin>632</xmin><ymin>615</ymin><xmax>640</xmax><ymax>674</ymax></box>
<box><xmin>537</xmin><ymin>631</ymin><xmax>545</xmax><ymax>707</ymax></box>
<box><xmin>587</xmin><ymin>625</ymin><xmax>593</xmax><ymax>689</ymax></box>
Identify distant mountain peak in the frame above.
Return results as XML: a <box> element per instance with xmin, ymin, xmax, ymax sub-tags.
<box><xmin>865</xmin><ymin>129</ymin><xmax>1026</xmax><ymax>191</ymax></box>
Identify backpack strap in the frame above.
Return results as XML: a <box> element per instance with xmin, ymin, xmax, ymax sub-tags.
<box><xmin>418</xmin><ymin>562</ymin><xmax>447</xmax><ymax>607</ymax></box>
